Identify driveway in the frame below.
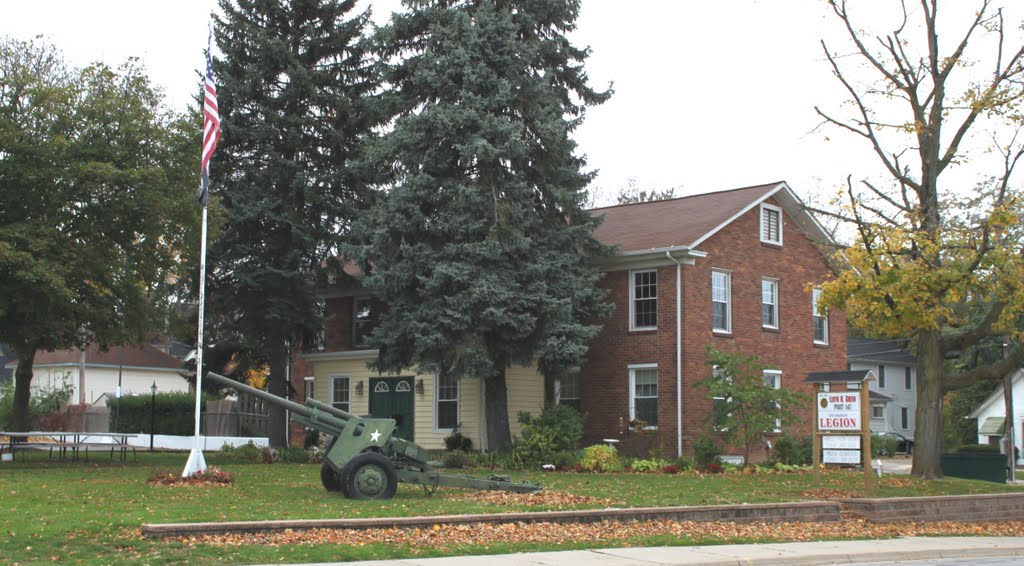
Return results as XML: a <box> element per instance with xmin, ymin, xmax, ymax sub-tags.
<box><xmin>878</xmin><ymin>456</ymin><xmax>912</xmax><ymax>475</ymax></box>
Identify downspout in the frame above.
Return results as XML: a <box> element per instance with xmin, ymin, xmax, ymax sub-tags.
<box><xmin>666</xmin><ymin>252</ymin><xmax>683</xmax><ymax>458</ymax></box>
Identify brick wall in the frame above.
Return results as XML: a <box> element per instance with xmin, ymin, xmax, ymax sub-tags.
<box><xmin>841</xmin><ymin>493</ymin><xmax>1024</xmax><ymax>522</ymax></box>
<box><xmin>581</xmin><ymin>197</ymin><xmax>847</xmax><ymax>459</ymax></box>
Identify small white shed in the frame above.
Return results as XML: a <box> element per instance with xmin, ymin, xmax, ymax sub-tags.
<box><xmin>968</xmin><ymin>369</ymin><xmax>1024</xmax><ymax>464</ymax></box>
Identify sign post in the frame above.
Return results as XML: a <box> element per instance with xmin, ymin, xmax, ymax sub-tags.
<box><xmin>807</xmin><ymin>371</ymin><xmax>877</xmax><ymax>495</ymax></box>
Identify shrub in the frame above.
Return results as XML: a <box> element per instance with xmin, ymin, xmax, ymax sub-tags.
<box><xmin>692</xmin><ymin>436</ymin><xmax>722</xmax><ymax>470</ymax></box>
<box><xmin>770</xmin><ymin>434</ymin><xmax>812</xmax><ymax>466</ymax></box>
<box><xmin>707</xmin><ymin>462</ymin><xmax>724</xmax><ymax>474</ymax></box>
<box><xmin>630</xmin><ymin>458</ymin><xmax>668</xmax><ymax>473</ymax></box>
<box><xmin>512</xmin><ymin>404</ymin><xmax>584</xmax><ymax>467</ymax></box>
<box><xmin>442</xmin><ymin>450</ymin><xmax>470</xmax><ymax>469</ymax></box>
<box><xmin>871</xmin><ymin>434</ymin><xmax>898</xmax><ymax>457</ymax></box>
<box><xmin>579</xmin><ymin>444</ymin><xmax>623</xmax><ymax>472</ymax></box>
<box><xmin>108</xmin><ymin>391</ymin><xmax>215</xmax><ymax>435</ymax></box>
<box><xmin>673</xmin><ymin>456</ymin><xmax>695</xmax><ymax>471</ymax></box>
<box><xmin>0</xmin><ymin>378</ymin><xmax>74</xmax><ymax>430</ymax></box>
<box><xmin>549</xmin><ymin>450</ymin><xmax>580</xmax><ymax>470</ymax></box>
<box><xmin>278</xmin><ymin>446</ymin><xmax>309</xmax><ymax>463</ymax></box>
<box><xmin>957</xmin><ymin>443</ymin><xmax>1001</xmax><ymax>454</ymax></box>
<box><xmin>443</xmin><ymin>427</ymin><xmax>473</xmax><ymax>452</ymax></box>
<box><xmin>660</xmin><ymin>464</ymin><xmax>680</xmax><ymax>474</ymax></box>
<box><xmin>303</xmin><ymin>430</ymin><xmax>320</xmax><ymax>449</ymax></box>
<box><xmin>219</xmin><ymin>441</ymin><xmax>263</xmax><ymax>463</ymax></box>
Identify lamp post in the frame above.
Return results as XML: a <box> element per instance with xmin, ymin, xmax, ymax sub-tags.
<box><xmin>150</xmin><ymin>382</ymin><xmax>157</xmax><ymax>452</ymax></box>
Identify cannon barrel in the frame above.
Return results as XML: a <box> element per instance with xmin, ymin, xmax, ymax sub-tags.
<box><xmin>205</xmin><ymin>371</ymin><xmax>312</xmax><ymax>418</ymax></box>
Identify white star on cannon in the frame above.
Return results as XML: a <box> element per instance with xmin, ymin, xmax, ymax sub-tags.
<box><xmin>370</xmin><ymin>429</ymin><xmax>381</xmax><ymax>443</ymax></box>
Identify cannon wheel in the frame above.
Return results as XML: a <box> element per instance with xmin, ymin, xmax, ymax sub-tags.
<box><xmin>320</xmin><ymin>462</ymin><xmax>343</xmax><ymax>492</ymax></box>
<box><xmin>341</xmin><ymin>452</ymin><xmax>397</xmax><ymax>500</ymax></box>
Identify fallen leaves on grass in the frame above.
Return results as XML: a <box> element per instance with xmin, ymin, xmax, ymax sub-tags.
<box><xmin>447</xmin><ymin>490</ymin><xmax>617</xmax><ymax>508</ymax></box>
<box><xmin>172</xmin><ymin>518</ymin><xmax>1024</xmax><ymax>548</ymax></box>
<box><xmin>147</xmin><ymin>467</ymin><xmax>235</xmax><ymax>487</ymax></box>
<box><xmin>801</xmin><ymin>489</ymin><xmax>855</xmax><ymax>500</ymax></box>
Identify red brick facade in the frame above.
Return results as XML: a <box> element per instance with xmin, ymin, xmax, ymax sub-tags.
<box><xmin>293</xmin><ymin>185</ymin><xmax>846</xmax><ymax>457</ymax></box>
<box><xmin>580</xmin><ymin>195</ymin><xmax>847</xmax><ymax>459</ymax></box>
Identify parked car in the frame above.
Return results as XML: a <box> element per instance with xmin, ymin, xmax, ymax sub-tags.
<box><xmin>876</xmin><ymin>431</ymin><xmax>914</xmax><ymax>455</ymax></box>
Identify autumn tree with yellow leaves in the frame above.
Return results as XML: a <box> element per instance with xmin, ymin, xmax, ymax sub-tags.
<box><xmin>813</xmin><ymin>0</ymin><xmax>1024</xmax><ymax>478</ymax></box>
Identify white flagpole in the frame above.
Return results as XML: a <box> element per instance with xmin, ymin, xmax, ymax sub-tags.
<box><xmin>182</xmin><ymin>204</ymin><xmax>210</xmax><ymax>477</ymax></box>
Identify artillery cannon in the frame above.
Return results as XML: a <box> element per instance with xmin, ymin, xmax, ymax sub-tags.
<box><xmin>204</xmin><ymin>371</ymin><xmax>540</xmax><ymax>499</ymax></box>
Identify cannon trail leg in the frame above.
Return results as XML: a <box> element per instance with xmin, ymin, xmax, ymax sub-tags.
<box><xmin>341</xmin><ymin>452</ymin><xmax>398</xmax><ymax>500</ymax></box>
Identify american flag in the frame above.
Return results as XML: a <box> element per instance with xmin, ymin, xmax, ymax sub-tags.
<box><xmin>199</xmin><ymin>29</ymin><xmax>220</xmax><ymax>206</ymax></box>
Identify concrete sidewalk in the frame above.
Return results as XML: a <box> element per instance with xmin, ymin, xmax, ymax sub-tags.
<box><xmin>295</xmin><ymin>536</ymin><xmax>1024</xmax><ymax>566</ymax></box>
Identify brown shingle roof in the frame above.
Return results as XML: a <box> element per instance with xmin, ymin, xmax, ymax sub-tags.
<box><xmin>13</xmin><ymin>343</ymin><xmax>185</xmax><ymax>370</ymax></box>
<box><xmin>591</xmin><ymin>182</ymin><xmax>782</xmax><ymax>253</ymax></box>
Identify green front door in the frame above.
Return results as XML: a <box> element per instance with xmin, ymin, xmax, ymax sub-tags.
<box><xmin>369</xmin><ymin>377</ymin><xmax>415</xmax><ymax>441</ymax></box>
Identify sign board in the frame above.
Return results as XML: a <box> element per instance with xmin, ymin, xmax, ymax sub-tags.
<box><xmin>823</xmin><ymin>449</ymin><xmax>862</xmax><ymax>464</ymax></box>
<box><xmin>817</xmin><ymin>392</ymin><xmax>861</xmax><ymax>431</ymax></box>
<box><xmin>822</xmin><ymin>435</ymin><xmax>861</xmax><ymax>450</ymax></box>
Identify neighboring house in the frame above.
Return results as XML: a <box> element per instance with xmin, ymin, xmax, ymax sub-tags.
<box><xmin>968</xmin><ymin>369</ymin><xmax>1024</xmax><ymax>463</ymax></box>
<box><xmin>847</xmin><ymin>338</ymin><xmax>917</xmax><ymax>438</ymax></box>
<box><xmin>291</xmin><ymin>181</ymin><xmax>847</xmax><ymax>457</ymax></box>
<box><xmin>4</xmin><ymin>343</ymin><xmax>190</xmax><ymax>405</ymax></box>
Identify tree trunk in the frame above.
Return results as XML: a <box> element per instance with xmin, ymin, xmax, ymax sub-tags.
<box><xmin>912</xmin><ymin>330</ymin><xmax>944</xmax><ymax>479</ymax></box>
<box><xmin>484</xmin><ymin>364</ymin><xmax>512</xmax><ymax>452</ymax></box>
<box><xmin>12</xmin><ymin>344</ymin><xmax>36</xmax><ymax>432</ymax></box>
<box><xmin>267</xmin><ymin>336</ymin><xmax>290</xmax><ymax>448</ymax></box>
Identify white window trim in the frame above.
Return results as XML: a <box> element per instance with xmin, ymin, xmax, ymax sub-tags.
<box><xmin>555</xmin><ymin>374</ymin><xmax>580</xmax><ymax>407</ymax></box>
<box><xmin>629</xmin><ymin>269</ymin><xmax>658</xmax><ymax>331</ymax></box>
<box><xmin>330</xmin><ymin>374</ymin><xmax>351</xmax><ymax>412</ymax></box>
<box><xmin>764</xmin><ymin>369</ymin><xmax>782</xmax><ymax>432</ymax></box>
<box><xmin>712</xmin><ymin>269</ymin><xmax>732</xmax><ymax>334</ymax></box>
<box><xmin>434</xmin><ymin>373</ymin><xmax>459</xmax><ymax>433</ymax></box>
<box><xmin>812</xmin><ymin>288</ymin><xmax>828</xmax><ymax>345</ymax></box>
<box><xmin>304</xmin><ymin>376</ymin><xmax>315</xmax><ymax>400</ymax></box>
<box><xmin>628</xmin><ymin>363</ymin><xmax>658</xmax><ymax>430</ymax></box>
<box><xmin>760</xmin><ymin>203</ymin><xmax>783</xmax><ymax>245</ymax></box>
<box><xmin>762</xmin><ymin>277</ymin><xmax>779</xmax><ymax>330</ymax></box>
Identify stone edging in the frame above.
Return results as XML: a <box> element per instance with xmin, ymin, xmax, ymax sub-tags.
<box><xmin>841</xmin><ymin>492</ymin><xmax>1024</xmax><ymax>523</ymax></box>
<box><xmin>141</xmin><ymin>500</ymin><xmax>839</xmax><ymax>538</ymax></box>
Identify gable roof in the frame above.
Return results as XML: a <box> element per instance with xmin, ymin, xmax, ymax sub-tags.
<box><xmin>848</xmin><ymin>338</ymin><xmax>915</xmax><ymax>365</ymax></box>
<box><xmin>968</xmin><ymin>369</ymin><xmax>1024</xmax><ymax>419</ymax></box>
<box><xmin>591</xmin><ymin>181</ymin><xmax>833</xmax><ymax>255</ymax></box>
<box><xmin>4</xmin><ymin>343</ymin><xmax>185</xmax><ymax>372</ymax></box>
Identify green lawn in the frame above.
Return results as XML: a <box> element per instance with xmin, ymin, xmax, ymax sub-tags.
<box><xmin>1</xmin><ymin>451</ymin><xmax>1021</xmax><ymax>564</ymax></box>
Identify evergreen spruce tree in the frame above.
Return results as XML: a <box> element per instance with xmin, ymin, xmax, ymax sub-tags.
<box><xmin>354</xmin><ymin>0</ymin><xmax>612</xmax><ymax>450</ymax></box>
<box><xmin>209</xmin><ymin>0</ymin><xmax>380</xmax><ymax>446</ymax></box>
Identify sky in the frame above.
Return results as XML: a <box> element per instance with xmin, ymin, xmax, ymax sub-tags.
<box><xmin>2</xmin><ymin>1</ymin><xmax>1020</xmax><ymax>207</ymax></box>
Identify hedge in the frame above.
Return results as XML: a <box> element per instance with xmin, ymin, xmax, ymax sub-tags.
<box><xmin>108</xmin><ymin>392</ymin><xmax>215</xmax><ymax>435</ymax></box>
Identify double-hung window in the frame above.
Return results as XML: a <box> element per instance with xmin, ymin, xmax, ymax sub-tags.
<box><xmin>712</xmin><ymin>270</ymin><xmax>731</xmax><ymax>333</ymax></box>
<box><xmin>760</xmin><ymin>203</ymin><xmax>783</xmax><ymax>245</ymax></box>
<box><xmin>629</xmin><ymin>365</ymin><xmax>658</xmax><ymax>428</ymax></box>
<box><xmin>556</xmin><ymin>372</ymin><xmax>581</xmax><ymax>412</ymax></box>
<box><xmin>630</xmin><ymin>270</ymin><xmax>657</xmax><ymax>330</ymax></box>
<box><xmin>711</xmin><ymin>365</ymin><xmax>731</xmax><ymax>431</ymax></box>
<box><xmin>763</xmin><ymin>370</ymin><xmax>782</xmax><ymax>431</ymax></box>
<box><xmin>904</xmin><ymin>367</ymin><xmax>912</xmax><ymax>390</ymax></box>
<box><xmin>812</xmin><ymin>288</ymin><xmax>828</xmax><ymax>344</ymax></box>
<box><xmin>762</xmin><ymin>278</ymin><xmax>779</xmax><ymax>329</ymax></box>
<box><xmin>304</xmin><ymin>376</ymin><xmax>315</xmax><ymax>400</ymax></box>
<box><xmin>436</xmin><ymin>372</ymin><xmax>459</xmax><ymax>431</ymax></box>
<box><xmin>353</xmin><ymin>297</ymin><xmax>374</xmax><ymax>348</ymax></box>
<box><xmin>878</xmin><ymin>365</ymin><xmax>887</xmax><ymax>389</ymax></box>
<box><xmin>331</xmin><ymin>376</ymin><xmax>350</xmax><ymax>412</ymax></box>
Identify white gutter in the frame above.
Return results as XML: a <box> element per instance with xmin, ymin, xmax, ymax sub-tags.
<box><xmin>666</xmin><ymin>251</ymin><xmax>683</xmax><ymax>458</ymax></box>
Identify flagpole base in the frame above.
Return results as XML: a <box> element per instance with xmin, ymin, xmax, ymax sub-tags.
<box><xmin>182</xmin><ymin>448</ymin><xmax>208</xmax><ymax>478</ymax></box>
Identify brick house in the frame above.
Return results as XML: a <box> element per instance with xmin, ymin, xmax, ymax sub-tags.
<box><xmin>290</xmin><ymin>181</ymin><xmax>846</xmax><ymax>458</ymax></box>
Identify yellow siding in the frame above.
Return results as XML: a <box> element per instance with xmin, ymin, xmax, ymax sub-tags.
<box><xmin>310</xmin><ymin>355</ymin><xmax>544</xmax><ymax>451</ymax></box>
<box><xmin>505</xmin><ymin>365</ymin><xmax>545</xmax><ymax>439</ymax></box>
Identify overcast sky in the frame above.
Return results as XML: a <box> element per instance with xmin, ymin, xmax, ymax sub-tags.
<box><xmin>3</xmin><ymin>1</ymin><xmax>1020</xmax><ymax>207</ymax></box>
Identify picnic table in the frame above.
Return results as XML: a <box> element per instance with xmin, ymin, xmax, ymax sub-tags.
<box><xmin>0</xmin><ymin>431</ymin><xmax>138</xmax><ymax>462</ymax></box>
